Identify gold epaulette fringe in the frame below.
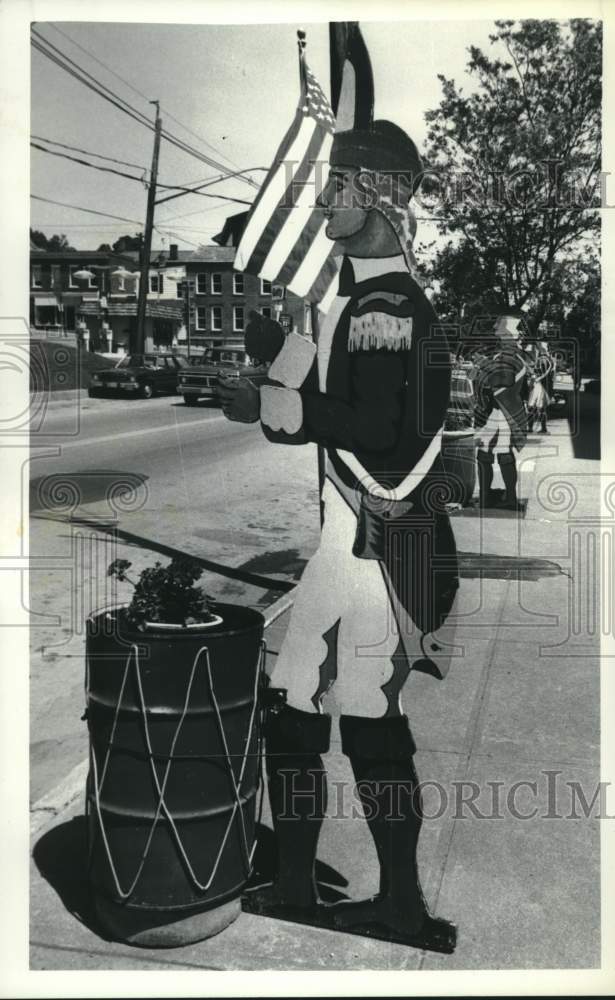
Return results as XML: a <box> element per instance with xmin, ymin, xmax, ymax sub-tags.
<box><xmin>348</xmin><ymin>313</ymin><xmax>413</xmax><ymax>353</ymax></box>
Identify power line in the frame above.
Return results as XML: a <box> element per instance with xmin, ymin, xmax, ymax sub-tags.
<box><xmin>30</xmin><ymin>194</ymin><xmax>145</xmax><ymax>226</ymax></box>
<box><xmin>155</xmin><ymin>165</ymin><xmax>266</xmax><ymax>206</ymax></box>
<box><xmin>31</xmin><ymin>141</ymin><xmax>147</xmax><ymax>184</ymax></box>
<box><xmin>31</xmin><ymin>30</ymin><xmax>154</xmax><ymax>129</ymax></box>
<box><xmin>31</xmin><ymin>36</ymin><xmax>154</xmax><ymax>133</ymax></box>
<box><xmin>31</xmin><ymin>134</ymin><xmax>146</xmax><ymax>171</ymax></box>
<box><xmin>31</xmin><ymin>141</ymin><xmax>252</xmax><ymax>205</ymax></box>
<box><xmin>46</xmin><ymin>21</ymin><xmax>247</xmax><ymax>177</ymax></box>
<box><xmin>157</xmin><ymin>204</ymin><xmax>224</xmax><ymax>222</ymax></box>
<box><xmin>31</xmin><ymin>223</ymin><xmax>146</xmax><ymax>229</ymax></box>
<box><xmin>32</xmin><ymin>27</ymin><xmax>258</xmax><ymax>187</ymax></box>
<box><xmin>153</xmin><ymin>228</ymin><xmax>202</xmax><ymax>249</ymax></box>
<box><xmin>32</xmin><ymin>132</ymin><xmax>264</xmax><ymax>195</ymax></box>
<box><xmin>154</xmin><ymin>181</ymin><xmax>251</xmax><ymax>205</ymax></box>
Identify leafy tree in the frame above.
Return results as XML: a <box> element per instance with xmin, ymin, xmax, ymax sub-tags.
<box><xmin>97</xmin><ymin>243</ymin><xmax>113</xmax><ymax>252</ymax></box>
<box><xmin>421</xmin><ymin>19</ymin><xmax>601</xmax><ymax>332</ymax></box>
<box><xmin>561</xmin><ymin>255</ymin><xmax>600</xmax><ymax>374</ymax></box>
<box><xmin>30</xmin><ymin>229</ymin><xmax>76</xmax><ymax>252</ymax></box>
<box><xmin>111</xmin><ymin>232</ymin><xmax>143</xmax><ymax>253</ymax></box>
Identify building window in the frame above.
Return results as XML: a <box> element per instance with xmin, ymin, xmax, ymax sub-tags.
<box><xmin>196</xmin><ymin>273</ymin><xmax>207</xmax><ymax>295</ymax></box>
<box><xmin>261</xmin><ymin>306</ymin><xmax>272</xmax><ymax>319</ymax></box>
<box><xmin>150</xmin><ymin>273</ymin><xmax>164</xmax><ymax>294</ymax></box>
<box><xmin>304</xmin><ymin>304</ymin><xmax>312</xmax><ymax>337</ymax></box>
<box><xmin>69</xmin><ymin>266</ymin><xmax>80</xmax><ymax>289</ymax></box>
<box><xmin>196</xmin><ymin>307</ymin><xmax>207</xmax><ymax>331</ymax></box>
<box><xmin>233</xmin><ymin>272</ymin><xmax>244</xmax><ymax>295</ymax></box>
<box><xmin>261</xmin><ymin>278</ymin><xmax>272</xmax><ymax>295</ymax></box>
<box><xmin>233</xmin><ymin>306</ymin><xmax>245</xmax><ymax>332</ymax></box>
<box><xmin>176</xmin><ymin>281</ymin><xmax>184</xmax><ymax>298</ymax></box>
<box><xmin>211</xmin><ymin>306</ymin><xmax>222</xmax><ymax>331</ymax></box>
<box><xmin>31</xmin><ymin>265</ymin><xmax>43</xmax><ymax>288</ymax></box>
<box><xmin>211</xmin><ymin>273</ymin><xmax>222</xmax><ymax>295</ymax></box>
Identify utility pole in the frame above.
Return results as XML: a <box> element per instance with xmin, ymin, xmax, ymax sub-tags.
<box><xmin>135</xmin><ymin>101</ymin><xmax>162</xmax><ymax>354</ymax></box>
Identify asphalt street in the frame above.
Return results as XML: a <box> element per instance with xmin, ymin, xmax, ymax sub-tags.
<box><xmin>29</xmin><ymin>392</ymin><xmax>322</xmax><ymax>801</ymax></box>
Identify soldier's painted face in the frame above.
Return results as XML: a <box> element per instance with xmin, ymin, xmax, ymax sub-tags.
<box><xmin>318</xmin><ymin>166</ymin><xmax>370</xmax><ymax>241</ymax></box>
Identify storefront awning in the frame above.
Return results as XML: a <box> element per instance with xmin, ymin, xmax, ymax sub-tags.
<box><xmin>79</xmin><ymin>299</ymin><xmax>184</xmax><ymax>320</ymax></box>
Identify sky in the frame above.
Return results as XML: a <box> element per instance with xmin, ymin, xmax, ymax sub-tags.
<box><xmin>30</xmin><ymin>19</ymin><xmax>501</xmax><ymax>252</ymax></box>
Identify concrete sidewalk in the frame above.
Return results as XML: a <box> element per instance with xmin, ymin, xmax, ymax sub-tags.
<box><xmin>29</xmin><ymin>416</ymin><xmax>602</xmax><ymax>971</ymax></box>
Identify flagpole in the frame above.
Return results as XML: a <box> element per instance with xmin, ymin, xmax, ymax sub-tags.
<box><xmin>298</xmin><ymin>29</ymin><xmax>327</xmax><ymax>528</ymax></box>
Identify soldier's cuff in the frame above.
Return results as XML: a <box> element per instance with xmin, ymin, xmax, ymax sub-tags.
<box><xmin>260</xmin><ymin>385</ymin><xmax>303</xmax><ymax>434</ymax></box>
<box><xmin>267</xmin><ymin>332</ymin><xmax>316</xmax><ymax>388</ymax></box>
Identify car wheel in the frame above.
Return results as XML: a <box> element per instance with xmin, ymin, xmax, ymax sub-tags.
<box><xmin>140</xmin><ymin>383</ymin><xmax>154</xmax><ymax>400</ymax></box>
<box><xmin>183</xmin><ymin>396</ymin><xmax>199</xmax><ymax>406</ymax></box>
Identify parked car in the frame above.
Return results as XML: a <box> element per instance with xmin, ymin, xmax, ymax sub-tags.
<box><xmin>177</xmin><ymin>346</ymin><xmax>270</xmax><ymax>406</ymax></box>
<box><xmin>88</xmin><ymin>353</ymin><xmax>188</xmax><ymax>399</ymax></box>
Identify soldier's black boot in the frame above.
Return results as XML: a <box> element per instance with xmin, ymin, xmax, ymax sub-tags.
<box><xmin>330</xmin><ymin>714</ymin><xmax>457</xmax><ymax>954</ymax></box>
<box><xmin>498</xmin><ymin>453</ymin><xmax>523</xmax><ymax>510</ymax></box>
<box><xmin>477</xmin><ymin>449</ymin><xmax>494</xmax><ymax>508</ymax></box>
<box><xmin>244</xmin><ymin>701</ymin><xmax>331</xmax><ymax>913</ymax></box>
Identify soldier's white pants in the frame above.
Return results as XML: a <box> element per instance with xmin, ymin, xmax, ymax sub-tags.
<box><xmin>270</xmin><ymin>477</ymin><xmax>427</xmax><ymax>718</ymax></box>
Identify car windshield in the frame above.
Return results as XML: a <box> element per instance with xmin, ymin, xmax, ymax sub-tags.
<box><xmin>115</xmin><ymin>354</ymin><xmax>158</xmax><ymax>369</ymax></box>
<box><xmin>198</xmin><ymin>350</ymin><xmax>246</xmax><ymax>365</ymax></box>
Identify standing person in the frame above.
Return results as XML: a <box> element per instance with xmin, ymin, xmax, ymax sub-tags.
<box><xmin>474</xmin><ymin>311</ymin><xmax>529</xmax><ymax>511</ymax></box>
<box><xmin>219</xmin><ymin>119</ymin><xmax>459</xmax><ymax>953</ymax></box>
<box><xmin>527</xmin><ymin>341</ymin><xmax>554</xmax><ymax>433</ymax></box>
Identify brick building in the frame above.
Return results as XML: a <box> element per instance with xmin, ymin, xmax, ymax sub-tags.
<box><xmin>178</xmin><ymin>245</ymin><xmax>311</xmax><ymax>350</ymax></box>
<box><xmin>30</xmin><ymin>249</ymin><xmax>137</xmax><ymax>337</ymax></box>
<box><xmin>29</xmin><ymin>242</ymin><xmax>312</xmax><ymax>355</ymax></box>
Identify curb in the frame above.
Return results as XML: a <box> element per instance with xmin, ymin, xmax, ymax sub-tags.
<box><xmin>31</xmin><ymin>389</ymin><xmax>88</xmax><ymax>407</ymax></box>
<box><xmin>29</xmin><ymin>590</ymin><xmax>295</xmax><ymax>839</ymax></box>
<box><xmin>30</xmin><ymin>758</ymin><xmax>88</xmax><ymax>837</ymax></box>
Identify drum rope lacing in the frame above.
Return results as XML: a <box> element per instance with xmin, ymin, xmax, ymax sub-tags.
<box><xmin>87</xmin><ymin>638</ymin><xmax>266</xmax><ymax>901</ymax></box>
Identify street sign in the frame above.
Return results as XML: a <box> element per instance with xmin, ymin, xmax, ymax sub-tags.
<box><xmin>279</xmin><ymin>312</ymin><xmax>293</xmax><ymax>333</ymax></box>
<box><xmin>271</xmin><ymin>284</ymin><xmax>285</xmax><ymax>301</ymax></box>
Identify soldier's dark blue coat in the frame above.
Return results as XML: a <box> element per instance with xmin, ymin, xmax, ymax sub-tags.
<box><xmin>262</xmin><ymin>260</ymin><xmax>459</xmax><ymax>642</ymax></box>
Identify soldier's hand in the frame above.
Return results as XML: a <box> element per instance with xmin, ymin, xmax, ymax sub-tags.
<box><xmin>218</xmin><ymin>376</ymin><xmax>260</xmax><ymax>423</ymax></box>
<box><xmin>245</xmin><ymin>310</ymin><xmax>285</xmax><ymax>363</ymax></box>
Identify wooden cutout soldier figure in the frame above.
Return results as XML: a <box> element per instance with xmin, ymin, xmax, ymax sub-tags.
<box><xmin>219</xmin><ymin>120</ymin><xmax>459</xmax><ymax>953</ymax></box>
<box><xmin>527</xmin><ymin>341</ymin><xmax>554</xmax><ymax>434</ymax></box>
<box><xmin>474</xmin><ymin>310</ymin><xmax>529</xmax><ymax>511</ymax></box>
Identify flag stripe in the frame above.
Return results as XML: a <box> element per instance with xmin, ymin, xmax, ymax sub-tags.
<box><xmin>317</xmin><ymin>269</ymin><xmax>340</xmax><ymax>312</ymax></box>
<box><xmin>234</xmin><ymin>55</ymin><xmax>342</xmax><ymax>313</ymax></box>
<box><xmin>286</xmin><ymin>217</ymin><xmax>336</xmax><ymax>297</ymax></box>
<box><xmin>273</xmin><ymin>207</ymin><xmax>328</xmax><ymax>289</ymax></box>
<box><xmin>245</xmin><ymin>125</ymin><xmax>329</xmax><ymax>276</ymax></box>
<box><xmin>259</xmin><ymin>131</ymin><xmax>333</xmax><ymax>280</ymax></box>
<box><xmin>234</xmin><ymin>114</ymin><xmax>317</xmax><ymax>271</ymax></box>
<box><xmin>307</xmin><ymin>257</ymin><xmax>340</xmax><ymax>306</ymax></box>
<box><xmin>240</xmin><ymin>113</ymin><xmax>303</xmax><ymax>226</ymax></box>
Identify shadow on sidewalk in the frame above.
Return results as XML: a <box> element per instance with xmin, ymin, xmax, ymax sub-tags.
<box><xmin>32</xmin><ymin>817</ymin><xmax>348</xmax><ymax>940</ymax></box>
<box><xmin>247</xmin><ymin>823</ymin><xmax>348</xmax><ymax>896</ymax></box>
<box><xmin>32</xmin><ymin>815</ymin><xmax>112</xmax><ymax>940</ymax></box>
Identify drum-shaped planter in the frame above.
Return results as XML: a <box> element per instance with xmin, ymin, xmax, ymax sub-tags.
<box><xmin>85</xmin><ymin>603</ymin><xmax>265</xmax><ymax>947</ymax></box>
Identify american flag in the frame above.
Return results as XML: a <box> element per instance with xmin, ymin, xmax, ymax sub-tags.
<box><xmin>234</xmin><ymin>55</ymin><xmax>340</xmax><ymax>312</ymax></box>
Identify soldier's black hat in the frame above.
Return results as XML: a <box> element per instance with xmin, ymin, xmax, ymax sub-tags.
<box><xmin>330</xmin><ymin>119</ymin><xmax>423</xmax><ymax>194</ymax></box>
